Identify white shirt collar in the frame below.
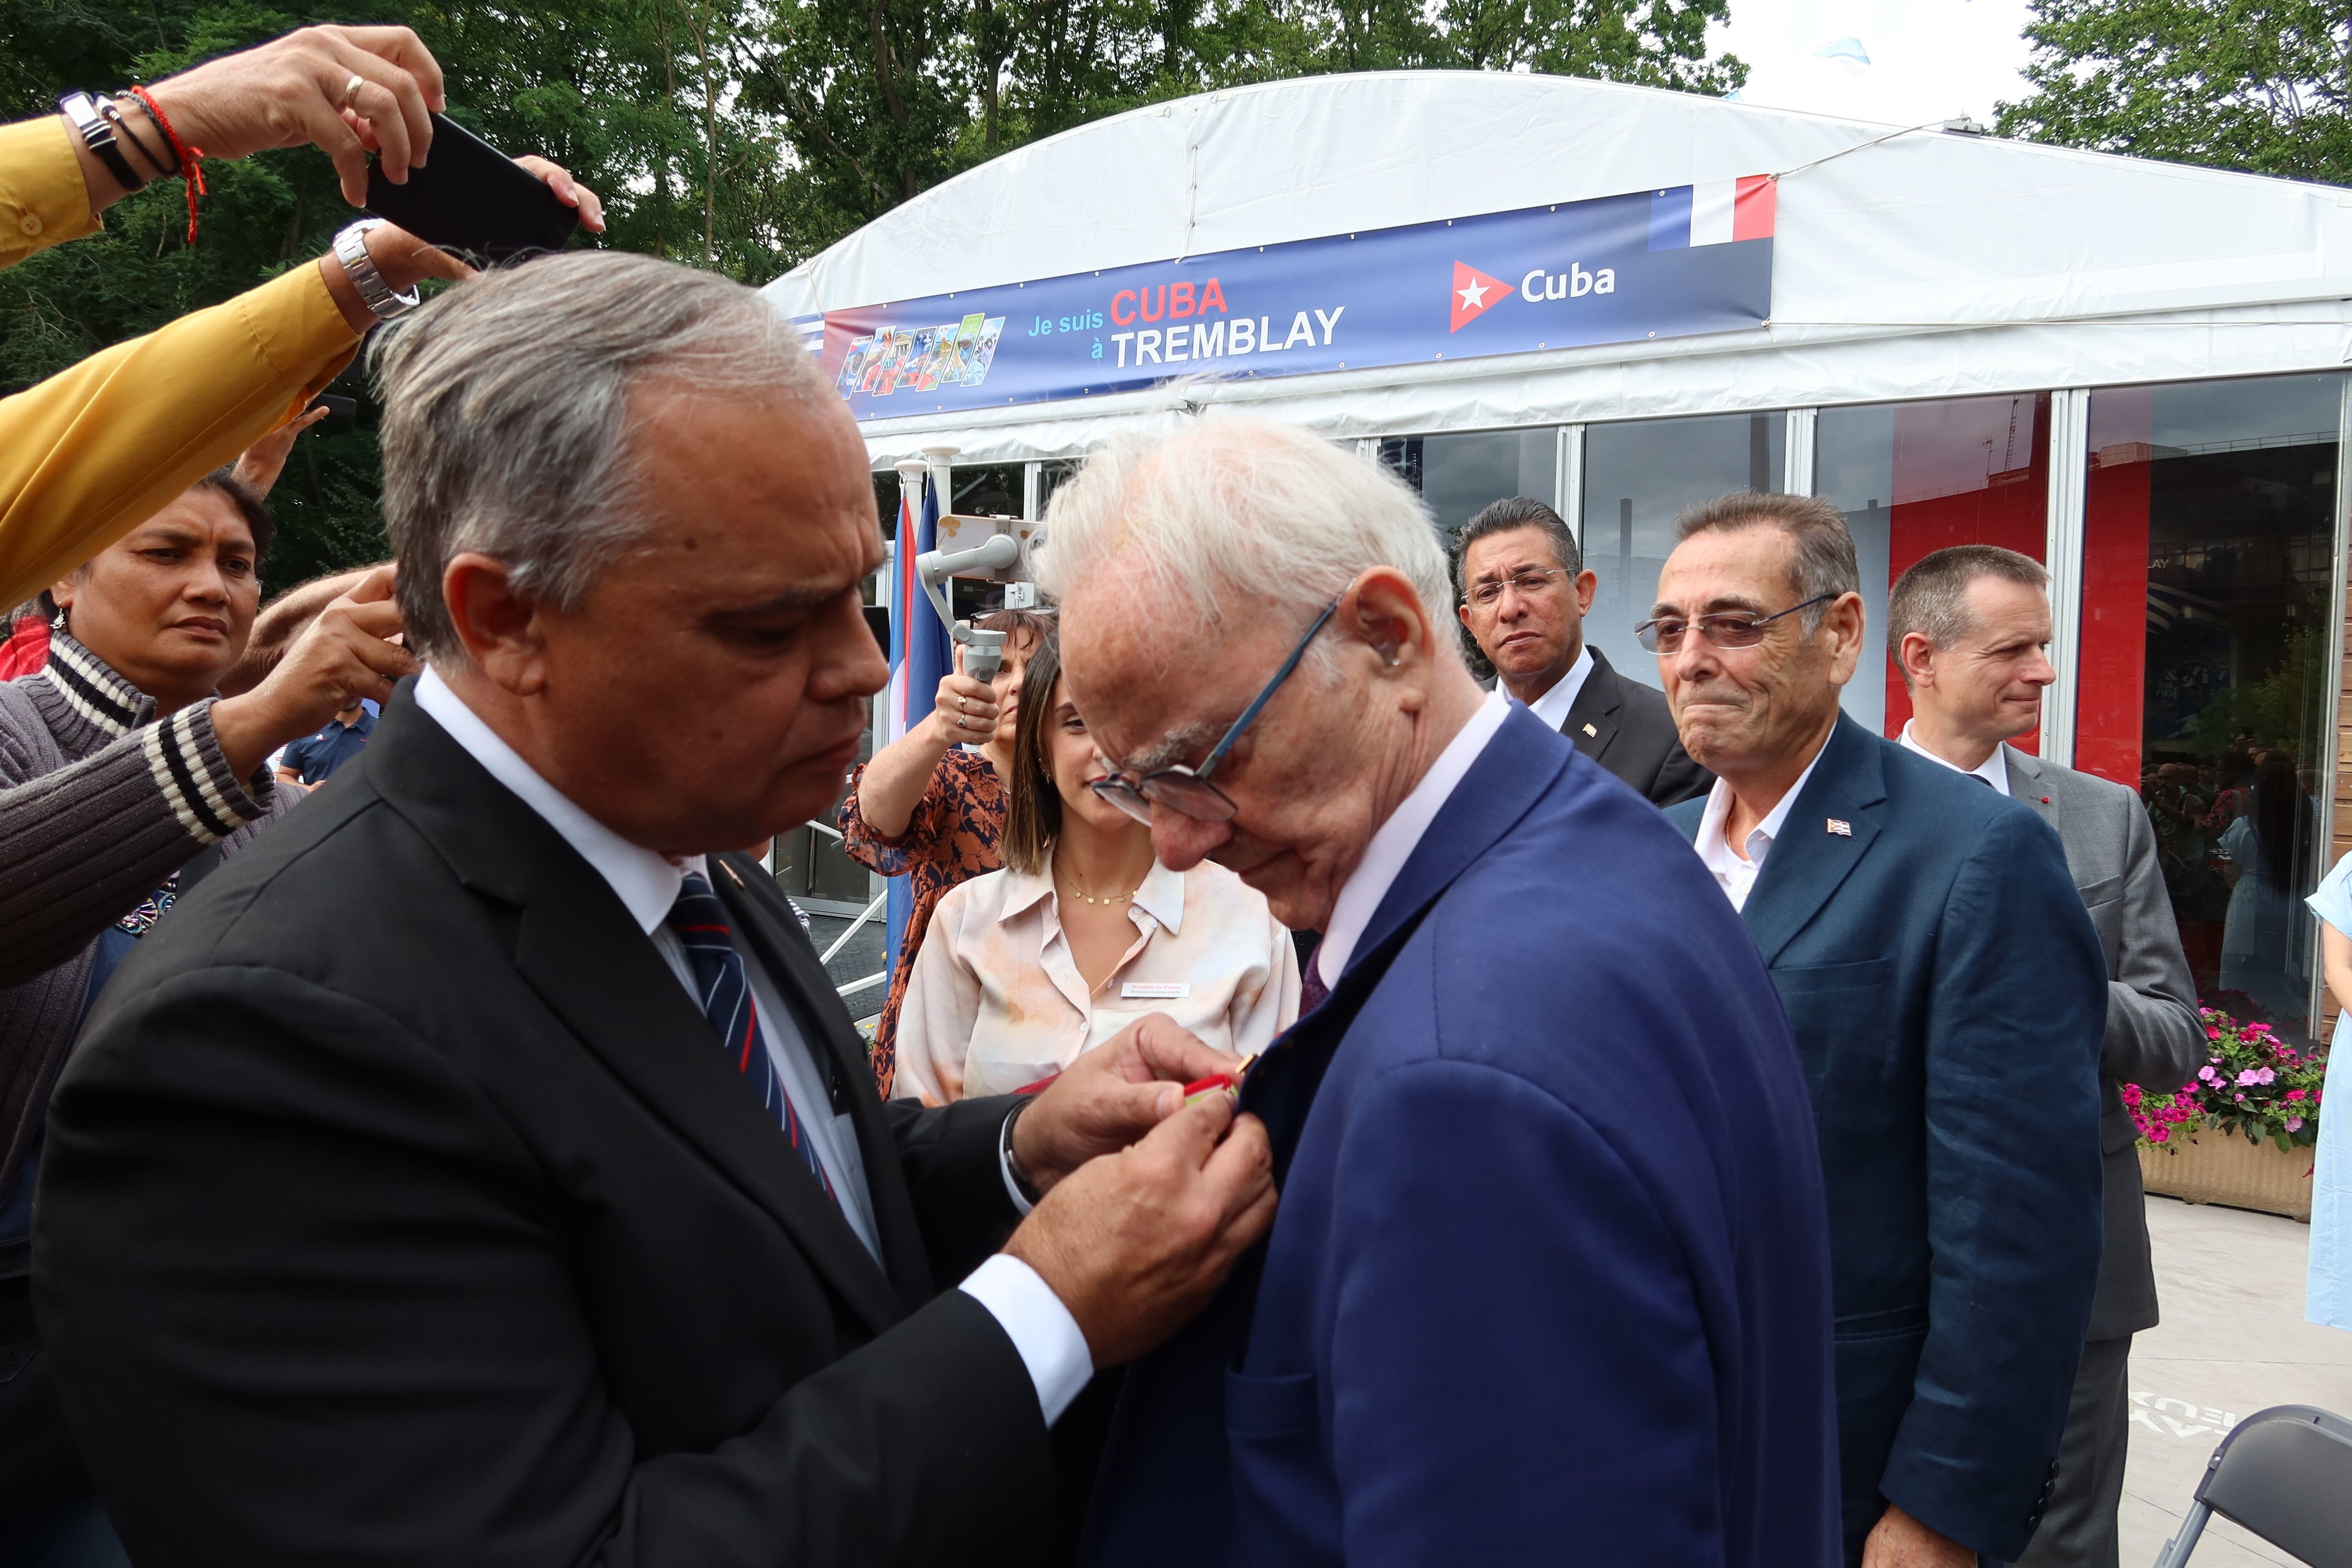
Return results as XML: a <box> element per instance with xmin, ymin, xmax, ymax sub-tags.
<box><xmin>1897</xmin><ymin>720</ymin><xmax>2011</xmax><ymax>796</ymax></box>
<box><xmin>1694</xmin><ymin>724</ymin><xmax>1833</xmax><ymax>910</ymax></box>
<box><xmin>997</xmin><ymin>850</ymin><xmax>1187</xmax><ymax>936</ymax></box>
<box><xmin>415</xmin><ymin>668</ymin><xmax>700</xmax><ymax>933</ymax></box>
<box><xmin>1521</xmin><ymin>643</ymin><xmax>1595</xmax><ymax>733</ymax></box>
<box><xmin>1315</xmin><ymin>688</ymin><xmax>1512</xmax><ymax>988</ymax></box>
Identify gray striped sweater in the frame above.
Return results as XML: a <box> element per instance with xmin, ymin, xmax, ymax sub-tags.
<box><xmin>0</xmin><ymin>631</ymin><xmax>286</xmax><ymax>1256</ymax></box>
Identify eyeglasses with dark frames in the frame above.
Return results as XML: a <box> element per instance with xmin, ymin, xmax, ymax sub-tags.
<box><xmin>1634</xmin><ymin>593</ymin><xmax>1835</xmax><ymax>655</ymax></box>
<box><xmin>1089</xmin><ymin>599</ymin><xmax>1341</xmax><ymax>826</ymax></box>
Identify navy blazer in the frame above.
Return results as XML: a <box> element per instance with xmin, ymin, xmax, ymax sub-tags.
<box><xmin>1665</xmin><ymin>716</ymin><xmax>2106</xmax><ymax>1563</ymax></box>
<box><xmin>1082</xmin><ymin>706</ymin><xmax>1841</xmax><ymax>1568</ymax></box>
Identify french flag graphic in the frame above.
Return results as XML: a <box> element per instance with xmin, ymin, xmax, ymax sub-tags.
<box><xmin>1649</xmin><ymin>175</ymin><xmax>1776</xmax><ymax>250</ymax></box>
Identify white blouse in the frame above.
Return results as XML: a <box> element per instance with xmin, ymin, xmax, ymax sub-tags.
<box><xmin>893</xmin><ymin>852</ymin><xmax>1301</xmax><ymax>1105</ymax></box>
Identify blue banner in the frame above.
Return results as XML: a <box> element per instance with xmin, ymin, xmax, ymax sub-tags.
<box><xmin>823</xmin><ymin>176</ymin><xmax>1775</xmax><ymax>420</ymax></box>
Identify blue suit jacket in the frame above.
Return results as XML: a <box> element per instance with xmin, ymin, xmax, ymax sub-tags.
<box><xmin>1665</xmin><ymin>716</ymin><xmax>2106</xmax><ymax>1563</ymax></box>
<box><xmin>1082</xmin><ymin>706</ymin><xmax>1841</xmax><ymax>1568</ymax></box>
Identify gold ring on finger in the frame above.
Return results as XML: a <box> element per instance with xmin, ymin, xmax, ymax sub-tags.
<box><xmin>342</xmin><ymin>73</ymin><xmax>366</xmax><ymax>110</ymax></box>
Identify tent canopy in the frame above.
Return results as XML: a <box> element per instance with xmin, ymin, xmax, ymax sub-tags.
<box><xmin>763</xmin><ymin>71</ymin><xmax>2352</xmax><ymax>466</ymax></box>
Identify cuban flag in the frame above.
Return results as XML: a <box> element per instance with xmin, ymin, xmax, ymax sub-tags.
<box><xmin>1649</xmin><ymin>175</ymin><xmax>1777</xmax><ymax>250</ymax></box>
<box><xmin>882</xmin><ymin>465</ymin><xmax>953</xmax><ymax>979</ymax></box>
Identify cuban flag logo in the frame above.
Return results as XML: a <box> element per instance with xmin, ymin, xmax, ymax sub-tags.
<box><xmin>1449</xmin><ymin>260</ymin><xmax>1517</xmax><ymax>332</ymax></box>
<box><xmin>1650</xmin><ymin>175</ymin><xmax>1777</xmax><ymax>250</ymax></box>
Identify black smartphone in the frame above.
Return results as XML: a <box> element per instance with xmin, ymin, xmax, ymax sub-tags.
<box><xmin>363</xmin><ymin>111</ymin><xmax>577</xmax><ymax>264</ymax></box>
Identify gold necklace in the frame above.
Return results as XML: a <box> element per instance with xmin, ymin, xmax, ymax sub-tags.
<box><xmin>1064</xmin><ymin>868</ymin><xmax>1141</xmax><ymax>906</ymax></box>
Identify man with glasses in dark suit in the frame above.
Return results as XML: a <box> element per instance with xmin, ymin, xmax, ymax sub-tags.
<box><xmin>1454</xmin><ymin>496</ymin><xmax>1710</xmax><ymax>806</ymax></box>
<box><xmin>1652</xmin><ymin>493</ymin><xmax>2108</xmax><ymax>1568</ymax></box>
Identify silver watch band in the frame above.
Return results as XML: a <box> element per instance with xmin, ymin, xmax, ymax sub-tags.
<box><xmin>332</xmin><ymin>220</ymin><xmax>420</xmax><ymax>321</ymax></box>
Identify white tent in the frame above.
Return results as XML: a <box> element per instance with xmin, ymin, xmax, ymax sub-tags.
<box><xmin>763</xmin><ymin>69</ymin><xmax>2352</xmax><ymax>468</ymax></box>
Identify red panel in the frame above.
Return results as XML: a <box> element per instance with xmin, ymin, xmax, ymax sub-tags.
<box><xmin>2075</xmin><ymin>387</ymin><xmax>2153</xmax><ymax>787</ymax></box>
<box><xmin>1733</xmin><ymin>175</ymin><xmax>1777</xmax><ymax>241</ymax></box>
<box><xmin>1882</xmin><ymin>395</ymin><xmax>2050</xmax><ymax>745</ymax></box>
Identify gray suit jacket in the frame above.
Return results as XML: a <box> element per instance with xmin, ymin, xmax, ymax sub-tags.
<box><xmin>2004</xmin><ymin>744</ymin><xmax>2205</xmax><ymax>1339</ymax></box>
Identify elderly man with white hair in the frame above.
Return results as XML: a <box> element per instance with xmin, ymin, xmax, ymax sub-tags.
<box><xmin>1043</xmin><ymin>416</ymin><xmax>1842</xmax><ymax>1568</ymax></box>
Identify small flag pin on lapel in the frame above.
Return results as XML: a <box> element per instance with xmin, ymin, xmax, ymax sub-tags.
<box><xmin>1581</xmin><ymin>722</ymin><xmax>1598</xmax><ymax>737</ymax></box>
<box><xmin>1826</xmin><ymin>818</ymin><xmax>1852</xmax><ymax>836</ymax></box>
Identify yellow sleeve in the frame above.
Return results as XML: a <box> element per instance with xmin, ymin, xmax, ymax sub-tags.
<box><xmin>0</xmin><ymin>263</ymin><xmax>363</xmax><ymax>608</ymax></box>
<box><xmin>0</xmin><ymin>116</ymin><xmax>104</xmax><ymax>271</ymax></box>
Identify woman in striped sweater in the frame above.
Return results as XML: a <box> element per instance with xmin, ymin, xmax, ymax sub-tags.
<box><xmin>0</xmin><ymin>451</ymin><xmax>409</xmax><ymax>1535</ymax></box>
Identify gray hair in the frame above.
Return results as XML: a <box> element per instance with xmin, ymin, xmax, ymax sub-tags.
<box><xmin>1456</xmin><ymin>495</ymin><xmax>1581</xmax><ymax>592</ymax></box>
<box><xmin>1033</xmin><ymin>417</ymin><xmax>1455</xmax><ymax>672</ymax></box>
<box><xmin>372</xmin><ymin>251</ymin><xmax>829</xmax><ymax>661</ymax></box>
<box><xmin>1886</xmin><ymin>545</ymin><xmax>2048</xmax><ymax>682</ymax></box>
<box><xmin>1674</xmin><ymin>491</ymin><xmax>1859</xmax><ymax>632</ymax></box>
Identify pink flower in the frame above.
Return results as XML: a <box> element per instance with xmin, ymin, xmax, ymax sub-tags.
<box><xmin>2207</xmin><ymin>1027</ymin><xmax>2223</xmax><ymax>1040</ymax></box>
<box><xmin>2151</xmin><ymin>1127</ymin><xmax>2170</xmax><ymax>1143</ymax></box>
<box><xmin>2234</xmin><ymin>1092</ymin><xmax>2247</xmax><ymax>1102</ymax></box>
<box><xmin>2201</xmin><ymin>1066</ymin><xmax>2222</xmax><ymax>1083</ymax></box>
<box><xmin>2288</xmin><ymin>1117</ymin><xmax>2306</xmax><ymax>1132</ymax></box>
<box><xmin>2287</xmin><ymin>1090</ymin><xmax>2307</xmax><ymax>1102</ymax></box>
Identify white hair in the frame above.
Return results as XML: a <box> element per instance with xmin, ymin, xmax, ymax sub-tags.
<box><xmin>372</xmin><ymin>250</ymin><xmax>830</xmax><ymax>661</ymax></box>
<box><xmin>1033</xmin><ymin>416</ymin><xmax>1457</xmax><ymax>669</ymax></box>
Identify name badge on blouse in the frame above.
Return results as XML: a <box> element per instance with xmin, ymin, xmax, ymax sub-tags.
<box><xmin>1121</xmin><ymin>982</ymin><xmax>1191</xmax><ymax>1000</ymax></box>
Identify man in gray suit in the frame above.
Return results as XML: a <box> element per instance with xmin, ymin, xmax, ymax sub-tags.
<box><xmin>1889</xmin><ymin>544</ymin><xmax>2205</xmax><ymax>1568</ymax></box>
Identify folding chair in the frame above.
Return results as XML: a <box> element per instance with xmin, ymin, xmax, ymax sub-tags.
<box><xmin>2151</xmin><ymin>1404</ymin><xmax>2352</xmax><ymax>1568</ymax></box>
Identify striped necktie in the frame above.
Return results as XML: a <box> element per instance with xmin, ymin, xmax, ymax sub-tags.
<box><xmin>666</xmin><ymin>871</ymin><xmax>834</xmax><ymax>1203</ymax></box>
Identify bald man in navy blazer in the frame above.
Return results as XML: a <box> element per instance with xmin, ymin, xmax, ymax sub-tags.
<box><xmin>1654</xmin><ymin>494</ymin><xmax>2106</xmax><ymax>1568</ymax></box>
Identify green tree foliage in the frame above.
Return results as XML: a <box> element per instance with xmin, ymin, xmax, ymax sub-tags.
<box><xmin>1997</xmin><ymin>0</ymin><xmax>2352</xmax><ymax>186</ymax></box>
<box><xmin>0</xmin><ymin>0</ymin><xmax>1742</xmax><ymax>592</ymax></box>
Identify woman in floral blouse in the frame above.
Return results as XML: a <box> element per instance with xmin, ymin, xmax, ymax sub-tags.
<box><xmin>838</xmin><ymin>608</ymin><xmax>1049</xmax><ymax>1094</ymax></box>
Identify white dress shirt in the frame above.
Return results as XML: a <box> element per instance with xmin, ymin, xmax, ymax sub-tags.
<box><xmin>413</xmin><ymin>669</ymin><xmax>1092</xmax><ymax>1423</ymax></box>
<box><xmin>1521</xmin><ymin>644</ymin><xmax>1595</xmax><ymax>734</ymax></box>
<box><xmin>897</xmin><ymin>853</ymin><xmax>1299</xmax><ymax>1105</ymax></box>
<box><xmin>1693</xmin><ymin>730</ymin><xmax>1834</xmax><ymax>912</ymax></box>
<box><xmin>1315</xmin><ymin>689</ymin><xmax>1512</xmax><ymax>990</ymax></box>
<box><xmin>1897</xmin><ymin>720</ymin><xmax>2010</xmax><ymax>796</ymax></box>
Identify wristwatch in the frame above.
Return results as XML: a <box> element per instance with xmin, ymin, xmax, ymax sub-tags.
<box><xmin>332</xmin><ymin>219</ymin><xmax>421</xmax><ymax>321</ymax></box>
<box><xmin>57</xmin><ymin>92</ymin><xmax>146</xmax><ymax>193</ymax></box>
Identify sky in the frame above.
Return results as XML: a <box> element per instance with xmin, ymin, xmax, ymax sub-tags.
<box><xmin>1707</xmin><ymin>0</ymin><xmax>2040</xmax><ymax>127</ymax></box>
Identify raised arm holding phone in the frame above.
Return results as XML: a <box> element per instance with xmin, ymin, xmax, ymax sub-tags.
<box><xmin>0</xmin><ymin>24</ymin><xmax>603</xmax><ymax>611</ymax></box>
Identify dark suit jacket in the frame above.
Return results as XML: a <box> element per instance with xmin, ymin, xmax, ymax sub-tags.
<box><xmin>1667</xmin><ymin>717</ymin><xmax>2107</xmax><ymax>1564</ymax></box>
<box><xmin>1559</xmin><ymin>645</ymin><xmax>1713</xmax><ymax>806</ymax></box>
<box><xmin>1083</xmin><ymin>708</ymin><xmax>1840</xmax><ymax>1568</ymax></box>
<box><xmin>33</xmin><ymin>686</ymin><xmax>1058</xmax><ymax>1567</ymax></box>
<box><xmin>2004</xmin><ymin>744</ymin><xmax>2204</xmax><ymax>1341</ymax></box>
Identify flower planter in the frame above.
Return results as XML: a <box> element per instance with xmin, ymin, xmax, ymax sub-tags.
<box><xmin>2139</xmin><ymin>1130</ymin><xmax>2314</xmax><ymax>1223</ymax></box>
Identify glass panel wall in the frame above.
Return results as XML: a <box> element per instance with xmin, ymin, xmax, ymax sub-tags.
<box><xmin>952</xmin><ymin>463</ymin><xmax>1022</xmax><ymax>517</ymax></box>
<box><xmin>1580</xmin><ymin>412</ymin><xmax>1783</xmax><ymax>693</ymax></box>
<box><xmin>1813</xmin><ymin>394</ymin><xmax>2049</xmax><ymax>738</ymax></box>
<box><xmin>2077</xmin><ymin>373</ymin><xmax>2342</xmax><ymax>1034</ymax></box>
<box><xmin>1376</xmin><ymin>430</ymin><xmax>1558</xmax><ymax>543</ymax></box>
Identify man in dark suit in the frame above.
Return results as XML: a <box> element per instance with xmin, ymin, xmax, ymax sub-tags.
<box><xmin>1038</xmin><ymin>418</ymin><xmax>1840</xmax><ymax>1567</ymax></box>
<box><xmin>1455</xmin><ymin>495</ymin><xmax>1710</xmax><ymax>805</ymax></box>
<box><xmin>1890</xmin><ymin>545</ymin><xmax>2204</xmax><ymax>1568</ymax></box>
<box><xmin>33</xmin><ymin>252</ymin><xmax>1277</xmax><ymax>1566</ymax></box>
<box><xmin>1652</xmin><ymin>494</ymin><xmax>2109</xmax><ymax>1568</ymax></box>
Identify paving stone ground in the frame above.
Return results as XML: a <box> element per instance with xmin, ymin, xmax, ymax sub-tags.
<box><xmin>2119</xmin><ymin>1194</ymin><xmax>2352</xmax><ymax>1566</ymax></box>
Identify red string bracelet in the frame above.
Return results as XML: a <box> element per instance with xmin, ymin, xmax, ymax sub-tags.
<box><xmin>125</xmin><ymin>85</ymin><xmax>205</xmax><ymax>244</ymax></box>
